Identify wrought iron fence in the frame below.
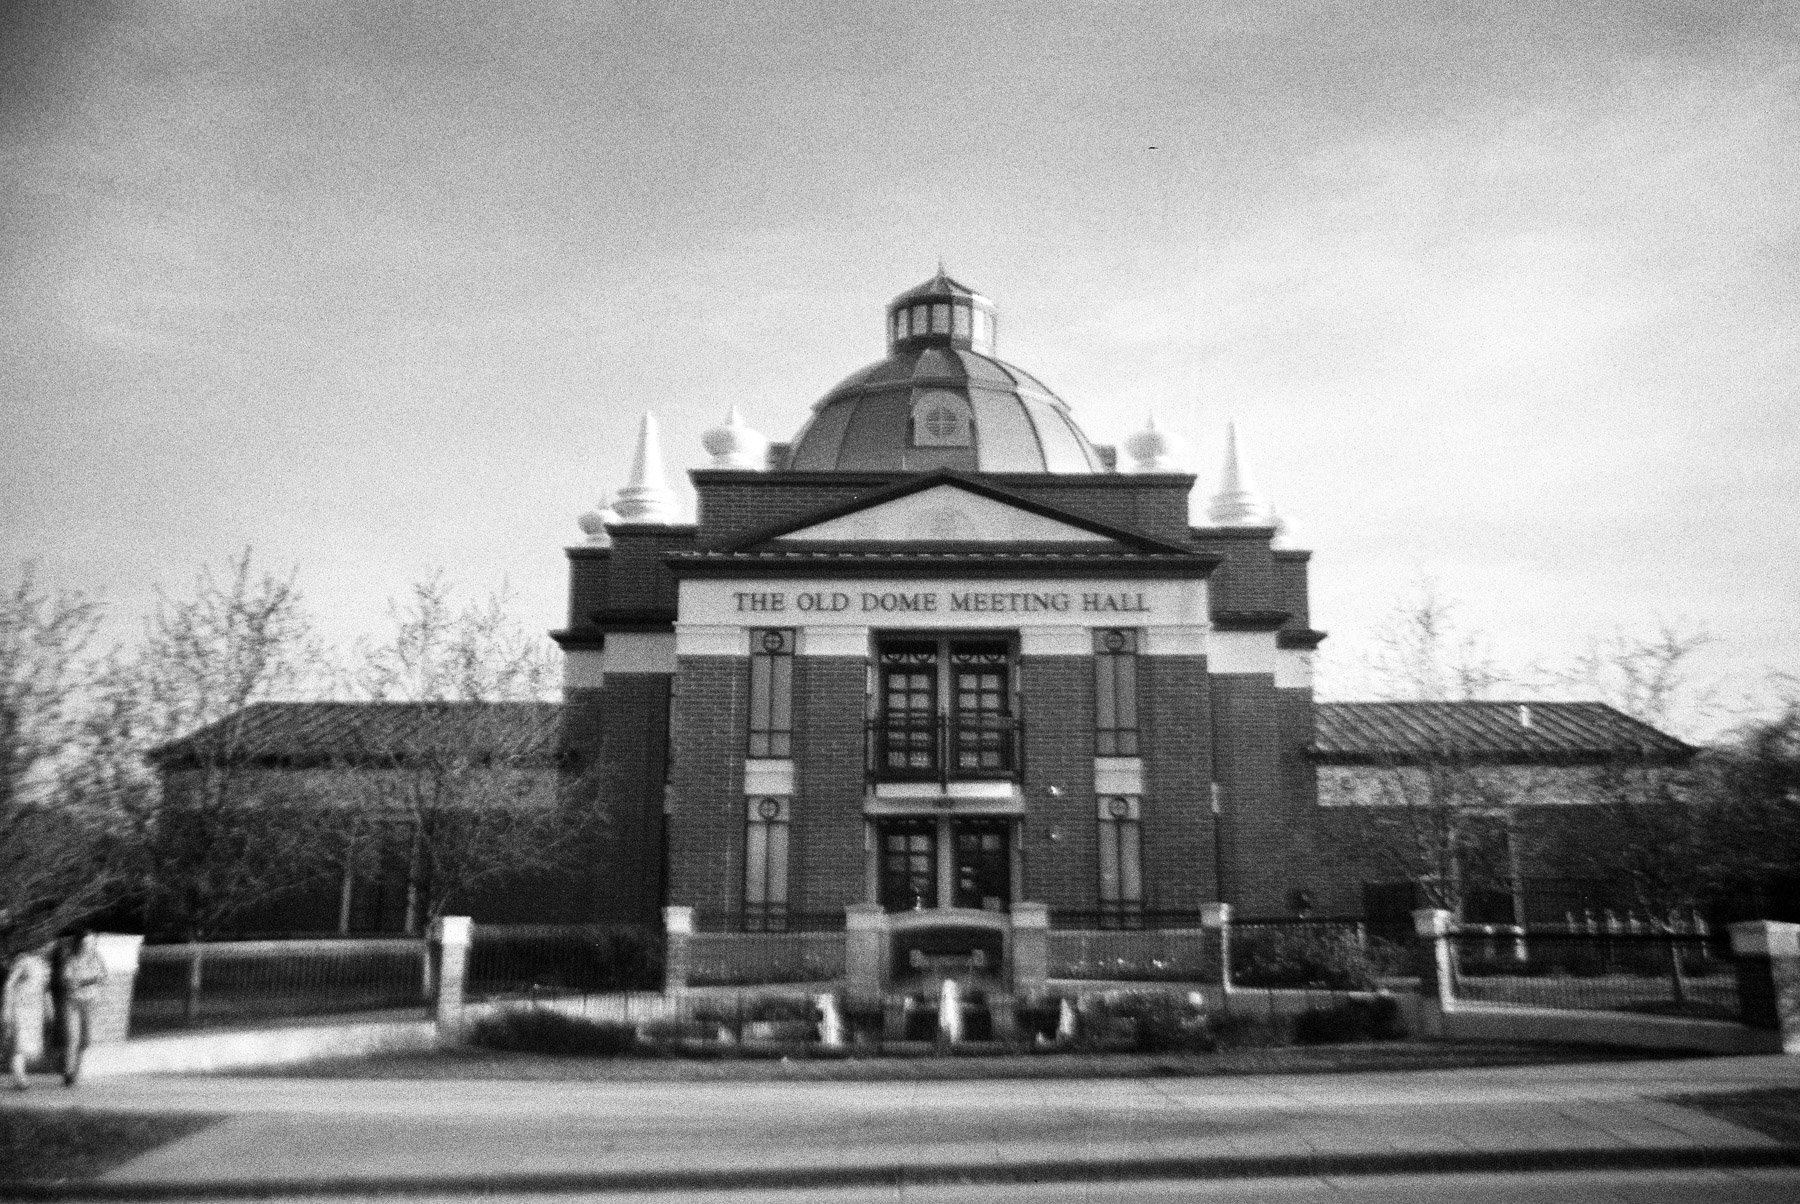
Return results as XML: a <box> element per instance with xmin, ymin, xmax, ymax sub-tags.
<box><xmin>1047</xmin><ymin>913</ymin><xmax>1209</xmax><ymax>982</ymax></box>
<box><xmin>466</xmin><ymin>924</ymin><xmax>664</xmax><ymax>1001</ymax></box>
<box><xmin>1230</xmin><ymin>916</ymin><xmax>1411</xmax><ymax>988</ymax></box>
<box><xmin>1448</xmin><ymin>928</ymin><xmax>1738</xmax><ymax>1020</ymax></box>
<box><xmin>130</xmin><ymin>937</ymin><xmax>428</xmax><ymax>1034</ymax></box>
<box><xmin>682</xmin><ymin>914</ymin><xmax>848</xmax><ymax>987</ymax></box>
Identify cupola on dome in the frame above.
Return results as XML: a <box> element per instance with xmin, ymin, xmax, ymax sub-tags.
<box><xmin>783</xmin><ymin>270</ymin><xmax>1107</xmax><ymax>473</ymax></box>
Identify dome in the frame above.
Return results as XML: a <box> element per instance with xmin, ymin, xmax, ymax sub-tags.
<box><xmin>784</xmin><ymin>271</ymin><xmax>1108</xmax><ymax>473</ymax></box>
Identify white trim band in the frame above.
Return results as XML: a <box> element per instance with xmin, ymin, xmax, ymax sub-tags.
<box><xmin>1209</xmin><ymin>630</ymin><xmax>1277</xmax><ymax>674</ymax></box>
<box><xmin>675</xmin><ymin>625</ymin><xmax>743</xmax><ymax>657</ymax></box>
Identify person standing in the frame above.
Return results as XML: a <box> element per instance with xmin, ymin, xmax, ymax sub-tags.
<box><xmin>3</xmin><ymin>945</ymin><xmax>52</xmax><ymax>1090</ymax></box>
<box><xmin>55</xmin><ymin>932</ymin><xmax>107</xmax><ymax>1087</ymax></box>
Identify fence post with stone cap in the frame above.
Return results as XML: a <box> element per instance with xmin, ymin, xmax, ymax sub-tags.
<box><xmin>89</xmin><ymin>934</ymin><xmax>143</xmax><ymax>1044</ymax></box>
<box><xmin>1201</xmin><ymin>902</ymin><xmax>1233</xmax><ymax>996</ymax></box>
<box><xmin>1412</xmin><ymin>908</ymin><xmax>1455</xmax><ymax>1037</ymax></box>
<box><xmin>1729</xmin><ymin>920</ymin><xmax>1800</xmax><ymax>1053</ymax></box>
<box><xmin>1010</xmin><ymin>903</ymin><xmax>1049</xmax><ymax>996</ymax></box>
<box><xmin>663</xmin><ymin>906</ymin><xmax>694</xmax><ymax>996</ymax></box>
<box><xmin>430</xmin><ymin>916</ymin><xmax>473</xmax><ymax>1035</ymax></box>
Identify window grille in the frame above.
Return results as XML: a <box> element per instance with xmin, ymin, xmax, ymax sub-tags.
<box><xmin>1097</xmin><ymin>795</ymin><xmax>1144</xmax><ymax>928</ymax></box>
<box><xmin>747</xmin><ymin>628</ymin><xmax>793</xmax><ymax>758</ymax></box>
<box><xmin>744</xmin><ymin>796</ymin><xmax>790</xmax><ymax>931</ymax></box>
<box><xmin>1093</xmin><ymin>629</ymin><xmax>1139</xmax><ymax>756</ymax></box>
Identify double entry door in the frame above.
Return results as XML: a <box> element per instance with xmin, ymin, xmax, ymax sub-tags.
<box><xmin>878</xmin><ymin>817</ymin><xmax>1012</xmax><ymax>913</ymax></box>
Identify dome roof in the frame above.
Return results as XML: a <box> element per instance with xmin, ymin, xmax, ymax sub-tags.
<box><xmin>784</xmin><ymin>272</ymin><xmax>1107</xmax><ymax>474</ymax></box>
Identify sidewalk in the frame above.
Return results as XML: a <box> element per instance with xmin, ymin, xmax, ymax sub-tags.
<box><xmin>3</xmin><ymin>1055</ymin><xmax>1797</xmax><ymax>1198</ymax></box>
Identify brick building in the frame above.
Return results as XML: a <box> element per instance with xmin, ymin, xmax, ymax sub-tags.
<box><xmin>150</xmin><ymin>271</ymin><xmax>1691</xmax><ymax>954</ymax></box>
<box><xmin>552</xmin><ymin>270</ymin><xmax>1692</xmax><ymax>963</ymax></box>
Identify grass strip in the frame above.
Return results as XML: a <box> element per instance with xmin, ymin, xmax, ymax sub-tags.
<box><xmin>0</xmin><ymin>1109</ymin><xmax>221</xmax><ymax>1182</ymax></box>
<box><xmin>1669</xmin><ymin>1088</ymin><xmax>1800</xmax><ymax>1146</ymax></box>
<box><xmin>241</xmin><ymin>1040</ymin><xmax>1698</xmax><ymax>1082</ymax></box>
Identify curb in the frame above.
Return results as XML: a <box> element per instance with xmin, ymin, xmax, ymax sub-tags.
<box><xmin>3</xmin><ymin>1144</ymin><xmax>1799</xmax><ymax>1200</ymax></box>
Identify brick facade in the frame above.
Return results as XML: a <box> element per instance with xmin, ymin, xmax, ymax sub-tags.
<box><xmin>1017</xmin><ymin>655</ymin><xmax>1097</xmax><ymax>910</ymax></box>
<box><xmin>791</xmin><ymin>656</ymin><xmax>870</xmax><ymax>913</ymax></box>
<box><xmin>1140</xmin><ymin>655</ymin><xmax>1216</xmax><ymax>909</ymax></box>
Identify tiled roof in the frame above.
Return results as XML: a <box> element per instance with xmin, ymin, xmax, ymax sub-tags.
<box><xmin>150</xmin><ymin>701</ymin><xmax>561</xmax><ymax>768</ymax></box>
<box><xmin>152</xmin><ymin>699</ymin><xmax>1691</xmax><ymax>771</ymax></box>
<box><xmin>1313</xmin><ymin>702</ymin><xmax>1692</xmax><ymax>765</ymax></box>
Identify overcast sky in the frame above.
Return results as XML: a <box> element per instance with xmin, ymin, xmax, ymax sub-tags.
<box><xmin>3</xmin><ymin>1</ymin><xmax>1795</xmax><ymax>737</ymax></box>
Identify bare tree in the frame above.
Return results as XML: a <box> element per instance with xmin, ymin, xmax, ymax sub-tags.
<box><xmin>1559</xmin><ymin>622</ymin><xmax>1716</xmax><ymax>735</ymax></box>
<box><xmin>0</xmin><ymin>564</ymin><xmax>119</xmax><ymax>959</ymax></box>
<box><xmin>342</xmin><ymin>574</ymin><xmax>575</xmax><ymax>935</ymax></box>
<box><xmin>1326</xmin><ymin>751</ymin><xmax>1531</xmax><ymax>920</ymax></box>
<box><xmin>1545</xmin><ymin>623</ymin><xmax>1720</xmax><ymax>927</ymax></box>
<box><xmin>1366</xmin><ymin>577</ymin><xmax>1507</xmax><ymax>703</ymax></box>
<box><xmin>112</xmin><ymin>550</ymin><xmax>333</xmax><ymax>1017</ymax></box>
<box><xmin>1332</xmin><ymin>579</ymin><xmax>1525</xmax><ymax>920</ymax></box>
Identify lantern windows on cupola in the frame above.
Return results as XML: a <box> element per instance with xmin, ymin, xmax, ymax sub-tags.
<box><xmin>886</xmin><ymin>266</ymin><xmax>999</xmax><ymax>356</ymax></box>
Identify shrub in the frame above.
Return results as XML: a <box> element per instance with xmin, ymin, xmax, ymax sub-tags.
<box><xmin>745</xmin><ymin>994</ymin><xmax>815</xmax><ymax>1023</ymax></box>
<box><xmin>468</xmin><ymin>1008</ymin><xmax>639</xmax><ymax>1056</ymax></box>
<box><xmin>1290</xmin><ymin>995</ymin><xmax>1406</xmax><ymax>1045</ymax></box>
<box><xmin>1233</xmin><ymin>928</ymin><xmax>1380</xmax><ymax>991</ymax></box>
<box><xmin>1209</xmin><ymin>1009</ymin><xmax>1289</xmax><ymax>1049</ymax></box>
<box><xmin>840</xmin><ymin>994</ymin><xmax>885</xmax><ymax>1042</ymax></box>
<box><xmin>689</xmin><ymin>999</ymin><xmax>746</xmax><ymax>1034</ymax></box>
<box><xmin>1089</xmin><ymin>991</ymin><xmax>1213</xmax><ymax>1053</ymax></box>
<box><xmin>1016</xmin><ymin>995</ymin><xmax>1071</xmax><ymax>1041</ymax></box>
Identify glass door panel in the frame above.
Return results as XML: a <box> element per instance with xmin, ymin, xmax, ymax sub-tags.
<box><xmin>950</xmin><ymin>640</ymin><xmax>1012</xmax><ymax>775</ymax></box>
<box><xmin>878</xmin><ymin>819</ymin><xmax>938</xmax><ymax>912</ymax></box>
<box><xmin>952</xmin><ymin>819</ymin><xmax>1011</xmax><ymax>912</ymax></box>
<box><xmin>878</xmin><ymin>642</ymin><xmax>938</xmax><ymax>778</ymax></box>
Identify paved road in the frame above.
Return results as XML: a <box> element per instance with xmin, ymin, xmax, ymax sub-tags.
<box><xmin>4</xmin><ymin>1054</ymin><xmax>1797</xmax><ymax>1196</ymax></box>
<box><xmin>133</xmin><ymin>1168</ymin><xmax>1800</xmax><ymax>1203</ymax></box>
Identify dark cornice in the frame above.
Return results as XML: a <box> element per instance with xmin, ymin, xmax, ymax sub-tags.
<box><xmin>667</xmin><ymin>555</ymin><xmax>1217</xmax><ymax>581</ymax></box>
<box><xmin>1190</xmin><ymin>526</ymin><xmax>1278</xmax><ymax>541</ymax></box>
<box><xmin>1211</xmin><ymin>609</ymin><xmax>1291</xmax><ymax>632</ymax></box>
<box><xmin>692</xmin><ymin>469</ymin><xmax>1195</xmax><ymax>490</ymax></box>
<box><xmin>1278</xmin><ymin>628</ymin><xmax>1329</xmax><ymax>650</ymax></box>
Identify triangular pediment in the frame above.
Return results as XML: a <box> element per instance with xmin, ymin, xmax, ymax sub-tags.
<box><xmin>778</xmin><ymin>483</ymin><xmax>1112</xmax><ymax>544</ymax></box>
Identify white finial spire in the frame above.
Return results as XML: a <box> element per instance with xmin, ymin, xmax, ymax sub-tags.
<box><xmin>1207</xmin><ymin>421</ymin><xmax>1273</xmax><ymax>526</ymax></box>
<box><xmin>701</xmin><ymin>405</ymin><xmax>770</xmax><ymax>470</ymax></box>
<box><xmin>1123</xmin><ymin>413</ymin><xmax>1178</xmax><ymax>473</ymax></box>
<box><xmin>612</xmin><ymin>411</ymin><xmax>679</xmax><ymax>524</ymax></box>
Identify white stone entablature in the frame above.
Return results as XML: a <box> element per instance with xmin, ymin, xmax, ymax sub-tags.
<box><xmin>678</xmin><ymin>577</ymin><xmax>1209</xmax><ymax>640</ymax></box>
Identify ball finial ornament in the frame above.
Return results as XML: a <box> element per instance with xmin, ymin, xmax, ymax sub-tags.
<box><xmin>701</xmin><ymin>406</ymin><xmax>770</xmax><ymax>470</ymax></box>
<box><xmin>1123</xmin><ymin>415</ymin><xmax>1177</xmax><ymax>473</ymax></box>
<box><xmin>577</xmin><ymin>505</ymin><xmax>620</xmax><ymax>545</ymax></box>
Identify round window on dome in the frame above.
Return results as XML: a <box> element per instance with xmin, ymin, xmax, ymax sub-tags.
<box><xmin>911</xmin><ymin>390</ymin><xmax>972</xmax><ymax>447</ymax></box>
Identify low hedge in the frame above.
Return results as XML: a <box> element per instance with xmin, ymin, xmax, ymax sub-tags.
<box><xmin>469</xmin><ymin>1009</ymin><xmax>640</xmax><ymax>1056</ymax></box>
